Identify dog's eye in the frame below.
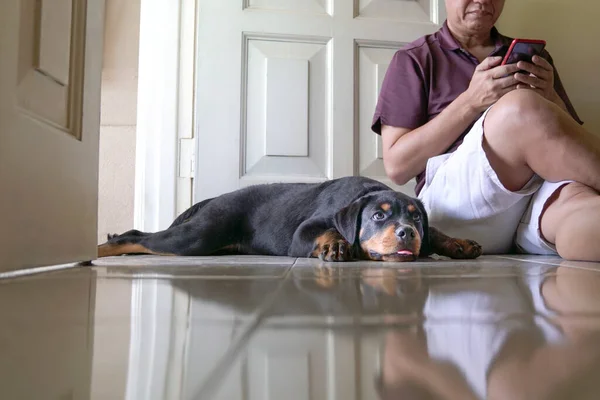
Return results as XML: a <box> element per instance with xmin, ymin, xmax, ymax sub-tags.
<box><xmin>413</xmin><ymin>214</ymin><xmax>421</xmax><ymax>222</ymax></box>
<box><xmin>372</xmin><ymin>212</ymin><xmax>386</xmax><ymax>221</ymax></box>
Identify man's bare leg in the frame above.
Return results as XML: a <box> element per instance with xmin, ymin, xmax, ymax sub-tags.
<box><xmin>482</xmin><ymin>89</ymin><xmax>600</xmax><ymax>192</ymax></box>
<box><xmin>540</xmin><ymin>183</ymin><xmax>600</xmax><ymax>262</ymax></box>
<box><xmin>480</xmin><ymin>89</ymin><xmax>600</xmax><ymax>261</ymax></box>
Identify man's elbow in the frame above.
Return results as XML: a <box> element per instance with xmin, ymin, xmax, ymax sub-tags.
<box><xmin>384</xmin><ymin>163</ymin><xmax>412</xmax><ymax>186</ymax></box>
<box><xmin>390</xmin><ymin>173</ymin><xmax>412</xmax><ymax>186</ymax></box>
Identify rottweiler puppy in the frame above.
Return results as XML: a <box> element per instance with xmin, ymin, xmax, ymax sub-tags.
<box><xmin>98</xmin><ymin>176</ymin><xmax>482</xmax><ymax>261</ymax></box>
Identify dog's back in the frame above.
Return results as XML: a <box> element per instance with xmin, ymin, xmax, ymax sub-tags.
<box><xmin>177</xmin><ymin>176</ymin><xmax>392</xmax><ymax>255</ymax></box>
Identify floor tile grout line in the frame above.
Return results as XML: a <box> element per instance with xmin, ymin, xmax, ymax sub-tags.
<box><xmin>496</xmin><ymin>255</ymin><xmax>600</xmax><ymax>270</ymax></box>
<box><xmin>0</xmin><ymin>262</ymin><xmax>89</xmax><ymax>281</ymax></box>
<box><xmin>96</xmin><ymin>274</ymin><xmax>288</xmax><ymax>280</ymax></box>
<box><xmin>192</xmin><ymin>263</ymin><xmax>295</xmax><ymax>399</ymax></box>
<box><xmin>495</xmin><ymin>255</ymin><xmax>563</xmax><ymax>265</ymax></box>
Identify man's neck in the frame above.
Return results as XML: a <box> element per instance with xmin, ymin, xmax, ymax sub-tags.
<box><xmin>447</xmin><ymin>22</ymin><xmax>494</xmax><ymax>50</ymax></box>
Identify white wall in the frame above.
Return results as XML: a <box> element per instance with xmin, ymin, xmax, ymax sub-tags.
<box><xmin>97</xmin><ymin>0</ymin><xmax>141</xmax><ymax>243</ymax></box>
<box><xmin>497</xmin><ymin>0</ymin><xmax>600</xmax><ymax>134</ymax></box>
<box><xmin>90</xmin><ymin>279</ymin><xmax>133</xmax><ymax>400</ymax></box>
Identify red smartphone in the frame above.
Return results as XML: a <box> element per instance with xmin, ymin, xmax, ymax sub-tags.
<box><xmin>501</xmin><ymin>38</ymin><xmax>547</xmax><ymax>66</ymax></box>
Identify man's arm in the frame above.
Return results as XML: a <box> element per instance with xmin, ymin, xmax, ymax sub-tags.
<box><xmin>381</xmin><ymin>92</ymin><xmax>480</xmax><ymax>184</ymax></box>
<box><xmin>382</xmin><ymin>57</ymin><xmax>522</xmax><ymax>185</ymax></box>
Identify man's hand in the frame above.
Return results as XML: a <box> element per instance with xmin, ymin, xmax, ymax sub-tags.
<box><xmin>463</xmin><ymin>56</ymin><xmax>521</xmax><ymax>113</ymax></box>
<box><xmin>514</xmin><ymin>55</ymin><xmax>566</xmax><ymax>109</ymax></box>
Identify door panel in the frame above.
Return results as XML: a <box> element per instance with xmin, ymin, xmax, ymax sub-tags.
<box><xmin>246</xmin><ymin>0</ymin><xmax>330</xmax><ymax>15</ymax></box>
<box><xmin>244</xmin><ymin>35</ymin><xmax>330</xmax><ymax>182</ymax></box>
<box><xmin>195</xmin><ymin>0</ymin><xmax>445</xmax><ymax>202</ymax></box>
<box><xmin>17</xmin><ymin>0</ymin><xmax>78</xmax><ymax>130</ymax></box>
<box><xmin>0</xmin><ymin>0</ymin><xmax>104</xmax><ymax>272</ymax></box>
<box><xmin>357</xmin><ymin>41</ymin><xmax>417</xmax><ymax>193</ymax></box>
<box><xmin>37</xmin><ymin>0</ymin><xmax>73</xmax><ymax>86</ymax></box>
<box><xmin>357</xmin><ymin>0</ymin><xmax>433</xmax><ymax>21</ymax></box>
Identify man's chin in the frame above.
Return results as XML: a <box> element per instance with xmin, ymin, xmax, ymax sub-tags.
<box><xmin>464</xmin><ymin>14</ymin><xmax>495</xmax><ymax>27</ymax></box>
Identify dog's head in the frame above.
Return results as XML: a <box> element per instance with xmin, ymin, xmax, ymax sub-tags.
<box><xmin>334</xmin><ymin>191</ymin><xmax>430</xmax><ymax>261</ymax></box>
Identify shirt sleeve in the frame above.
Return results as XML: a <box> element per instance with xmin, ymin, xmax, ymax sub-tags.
<box><xmin>371</xmin><ymin>49</ymin><xmax>428</xmax><ymax>135</ymax></box>
<box><xmin>544</xmin><ymin>50</ymin><xmax>584</xmax><ymax>125</ymax></box>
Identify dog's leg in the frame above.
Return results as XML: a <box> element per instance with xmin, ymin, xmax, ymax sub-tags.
<box><xmin>427</xmin><ymin>226</ymin><xmax>483</xmax><ymax>259</ymax></box>
<box><xmin>289</xmin><ymin>219</ymin><xmax>355</xmax><ymax>261</ymax></box>
<box><xmin>97</xmin><ymin>221</ymin><xmax>239</xmax><ymax>258</ymax></box>
<box><xmin>98</xmin><ymin>229</ymin><xmax>176</xmax><ymax>257</ymax></box>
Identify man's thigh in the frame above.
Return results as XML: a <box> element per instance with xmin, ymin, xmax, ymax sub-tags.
<box><xmin>518</xmin><ymin>182</ymin><xmax>600</xmax><ymax>259</ymax></box>
<box><xmin>515</xmin><ymin>181</ymin><xmax>572</xmax><ymax>255</ymax></box>
<box><xmin>419</xmin><ymin>109</ymin><xmax>543</xmax><ymax>254</ymax></box>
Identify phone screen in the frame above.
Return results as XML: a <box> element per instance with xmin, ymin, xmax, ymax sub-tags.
<box><xmin>504</xmin><ymin>42</ymin><xmax>546</xmax><ymax>64</ymax></box>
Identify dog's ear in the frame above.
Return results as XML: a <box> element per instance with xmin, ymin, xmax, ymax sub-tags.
<box><xmin>414</xmin><ymin>199</ymin><xmax>431</xmax><ymax>256</ymax></box>
<box><xmin>334</xmin><ymin>197</ymin><xmax>368</xmax><ymax>244</ymax></box>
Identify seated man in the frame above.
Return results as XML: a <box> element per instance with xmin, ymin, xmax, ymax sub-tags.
<box><xmin>372</xmin><ymin>0</ymin><xmax>600</xmax><ymax>261</ymax></box>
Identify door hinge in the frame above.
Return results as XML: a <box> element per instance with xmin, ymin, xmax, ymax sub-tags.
<box><xmin>178</xmin><ymin>138</ymin><xmax>196</xmax><ymax>178</ymax></box>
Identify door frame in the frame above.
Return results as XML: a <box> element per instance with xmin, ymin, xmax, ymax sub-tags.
<box><xmin>134</xmin><ymin>0</ymin><xmax>447</xmax><ymax>232</ymax></box>
<box><xmin>134</xmin><ymin>0</ymin><xmax>196</xmax><ymax>232</ymax></box>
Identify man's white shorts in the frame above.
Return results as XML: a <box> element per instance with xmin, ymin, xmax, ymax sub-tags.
<box><xmin>418</xmin><ymin>107</ymin><xmax>572</xmax><ymax>255</ymax></box>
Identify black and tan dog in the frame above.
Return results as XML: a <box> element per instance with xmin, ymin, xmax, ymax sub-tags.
<box><xmin>98</xmin><ymin>176</ymin><xmax>482</xmax><ymax>261</ymax></box>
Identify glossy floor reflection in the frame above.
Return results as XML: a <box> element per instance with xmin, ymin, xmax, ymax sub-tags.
<box><xmin>1</xmin><ymin>255</ymin><xmax>600</xmax><ymax>400</ymax></box>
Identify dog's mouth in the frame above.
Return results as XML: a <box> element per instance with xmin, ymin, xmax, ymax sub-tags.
<box><xmin>368</xmin><ymin>248</ymin><xmax>418</xmax><ymax>262</ymax></box>
<box><xmin>360</xmin><ymin>227</ymin><xmax>422</xmax><ymax>262</ymax></box>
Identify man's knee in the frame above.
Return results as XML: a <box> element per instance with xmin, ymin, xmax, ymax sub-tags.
<box><xmin>481</xmin><ymin>90</ymin><xmax>553</xmax><ymax>191</ymax></box>
<box><xmin>485</xmin><ymin>90</ymin><xmax>558</xmax><ymax>140</ymax></box>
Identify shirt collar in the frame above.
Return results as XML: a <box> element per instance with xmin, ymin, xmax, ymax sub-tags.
<box><xmin>438</xmin><ymin>19</ymin><xmax>510</xmax><ymax>52</ymax></box>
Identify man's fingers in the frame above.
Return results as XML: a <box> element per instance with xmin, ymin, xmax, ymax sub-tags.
<box><xmin>532</xmin><ymin>55</ymin><xmax>553</xmax><ymax>71</ymax></box>
<box><xmin>517</xmin><ymin>85</ymin><xmax>545</xmax><ymax>97</ymax></box>
<box><xmin>515</xmin><ymin>73</ymin><xmax>546</xmax><ymax>89</ymax></box>
<box><xmin>516</xmin><ymin>61</ymin><xmax>547</xmax><ymax>78</ymax></box>
<box><xmin>491</xmin><ymin>63</ymin><xmax>521</xmax><ymax>79</ymax></box>
<box><xmin>476</xmin><ymin>56</ymin><xmax>503</xmax><ymax>71</ymax></box>
<box><xmin>495</xmin><ymin>73</ymin><xmax>519</xmax><ymax>89</ymax></box>
<box><xmin>517</xmin><ymin>84</ymin><xmax>536</xmax><ymax>90</ymax></box>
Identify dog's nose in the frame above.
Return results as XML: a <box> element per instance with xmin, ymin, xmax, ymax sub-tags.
<box><xmin>396</xmin><ymin>226</ymin><xmax>416</xmax><ymax>240</ymax></box>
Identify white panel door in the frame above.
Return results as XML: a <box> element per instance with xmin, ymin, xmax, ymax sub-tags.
<box><xmin>203</xmin><ymin>328</ymin><xmax>357</xmax><ymax>400</ymax></box>
<box><xmin>0</xmin><ymin>0</ymin><xmax>104</xmax><ymax>272</ymax></box>
<box><xmin>194</xmin><ymin>0</ymin><xmax>446</xmax><ymax>200</ymax></box>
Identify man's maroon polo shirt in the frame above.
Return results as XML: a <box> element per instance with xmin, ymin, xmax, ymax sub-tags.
<box><xmin>371</xmin><ymin>21</ymin><xmax>582</xmax><ymax>196</ymax></box>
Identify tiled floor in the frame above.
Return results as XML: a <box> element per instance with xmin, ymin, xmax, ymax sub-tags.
<box><xmin>2</xmin><ymin>255</ymin><xmax>600</xmax><ymax>400</ymax></box>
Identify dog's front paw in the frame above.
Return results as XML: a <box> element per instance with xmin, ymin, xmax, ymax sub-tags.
<box><xmin>444</xmin><ymin>238</ymin><xmax>483</xmax><ymax>259</ymax></box>
<box><xmin>318</xmin><ymin>239</ymin><xmax>352</xmax><ymax>262</ymax></box>
<box><xmin>312</xmin><ymin>230</ymin><xmax>353</xmax><ymax>262</ymax></box>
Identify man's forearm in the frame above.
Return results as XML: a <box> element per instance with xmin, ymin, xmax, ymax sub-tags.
<box><xmin>383</xmin><ymin>92</ymin><xmax>482</xmax><ymax>184</ymax></box>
